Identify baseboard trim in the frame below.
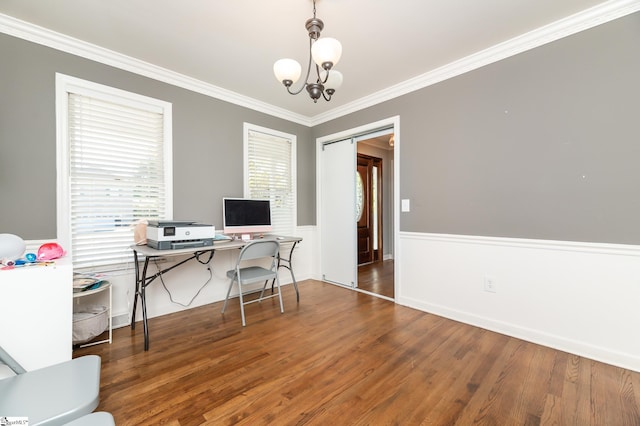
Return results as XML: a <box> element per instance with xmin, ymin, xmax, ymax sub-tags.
<box><xmin>111</xmin><ymin>313</ymin><xmax>130</xmax><ymax>329</ymax></box>
<box><xmin>397</xmin><ymin>295</ymin><xmax>640</xmax><ymax>373</ymax></box>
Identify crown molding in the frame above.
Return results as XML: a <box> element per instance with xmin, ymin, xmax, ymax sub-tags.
<box><xmin>1</xmin><ymin>0</ymin><xmax>638</xmax><ymax>128</ymax></box>
<box><xmin>0</xmin><ymin>13</ymin><xmax>313</xmax><ymax>126</ymax></box>
<box><xmin>309</xmin><ymin>0</ymin><xmax>640</xmax><ymax>126</ymax></box>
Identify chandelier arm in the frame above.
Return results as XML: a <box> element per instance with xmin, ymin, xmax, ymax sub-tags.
<box><xmin>314</xmin><ymin>63</ymin><xmax>324</xmax><ymax>84</ymax></box>
<box><xmin>285</xmin><ymin>38</ymin><xmax>316</xmax><ymax>96</ymax></box>
<box><xmin>318</xmin><ymin>66</ymin><xmax>330</xmax><ymax>84</ymax></box>
<box><xmin>285</xmin><ymin>83</ymin><xmax>307</xmax><ymax>96</ymax></box>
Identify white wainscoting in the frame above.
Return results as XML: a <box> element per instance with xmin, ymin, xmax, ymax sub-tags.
<box><xmin>104</xmin><ymin>227</ymin><xmax>640</xmax><ymax>372</ymax></box>
<box><xmin>396</xmin><ymin>231</ymin><xmax>640</xmax><ymax>372</ymax></box>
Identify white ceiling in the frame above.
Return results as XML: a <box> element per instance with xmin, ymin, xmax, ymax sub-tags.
<box><xmin>0</xmin><ymin>0</ymin><xmax>631</xmax><ymax>122</ymax></box>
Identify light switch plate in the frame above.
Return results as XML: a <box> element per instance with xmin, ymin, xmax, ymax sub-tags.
<box><xmin>401</xmin><ymin>199</ymin><xmax>410</xmax><ymax>212</ymax></box>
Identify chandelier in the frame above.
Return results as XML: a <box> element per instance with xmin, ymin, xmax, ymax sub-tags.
<box><xmin>273</xmin><ymin>0</ymin><xmax>343</xmax><ymax>103</ymax></box>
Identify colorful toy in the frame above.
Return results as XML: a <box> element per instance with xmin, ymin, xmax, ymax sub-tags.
<box><xmin>37</xmin><ymin>242</ymin><xmax>66</xmax><ymax>261</ymax></box>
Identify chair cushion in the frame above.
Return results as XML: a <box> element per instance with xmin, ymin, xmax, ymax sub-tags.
<box><xmin>227</xmin><ymin>266</ymin><xmax>277</xmax><ymax>284</ymax></box>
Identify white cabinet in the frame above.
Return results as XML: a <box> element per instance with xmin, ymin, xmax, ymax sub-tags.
<box><xmin>0</xmin><ymin>257</ymin><xmax>73</xmax><ymax>372</ymax></box>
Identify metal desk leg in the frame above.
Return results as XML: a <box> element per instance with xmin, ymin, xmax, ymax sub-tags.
<box><xmin>131</xmin><ymin>251</ymin><xmax>151</xmax><ymax>351</ymax></box>
<box><xmin>131</xmin><ymin>250</ymin><xmax>210</xmax><ymax>351</ymax></box>
<box><xmin>131</xmin><ymin>250</ymin><xmax>140</xmax><ymax>329</ymax></box>
<box><xmin>141</xmin><ymin>275</ymin><xmax>149</xmax><ymax>351</ymax></box>
<box><xmin>140</xmin><ymin>258</ymin><xmax>151</xmax><ymax>351</ymax></box>
<box><xmin>271</xmin><ymin>241</ymin><xmax>300</xmax><ymax>301</ymax></box>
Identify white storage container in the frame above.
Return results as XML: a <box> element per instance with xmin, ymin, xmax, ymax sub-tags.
<box><xmin>73</xmin><ymin>305</ymin><xmax>108</xmax><ymax>345</ymax></box>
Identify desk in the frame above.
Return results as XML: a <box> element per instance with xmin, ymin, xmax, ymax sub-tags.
<box><xmin>130</xmin><ymin>235</ymin><xmax>301</xmax><ymax>350</ymax></box>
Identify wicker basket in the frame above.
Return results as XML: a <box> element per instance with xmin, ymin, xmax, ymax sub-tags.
<box><xmin>73</xmin><ymin>304</ymin><xmax>108</xmax><ymax>344</ymax></box>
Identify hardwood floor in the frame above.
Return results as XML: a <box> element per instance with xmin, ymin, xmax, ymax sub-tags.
<box><xmin>358</xmin><ymin>259</ymin><xmax>394</xmax><ymax>299</ymax></box>
<box><xmin>75</xmin><ymin>280</ymin><xmax>640</xmax><ymax>425</ymax></box>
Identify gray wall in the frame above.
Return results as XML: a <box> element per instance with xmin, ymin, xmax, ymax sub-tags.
<box><xmin>2</xmin><ymin>12</ymin><xmax>639</xmax><ymax>245</ymax></box>
<box><xmin>0</xmin><ymin>34</ymin><xmax>314</xmax><ymax>239</ymax></box>
<box><xmin>313</xmin><ymin>12</ymin><xmax>640</xmax><ymax>245</ymax></box>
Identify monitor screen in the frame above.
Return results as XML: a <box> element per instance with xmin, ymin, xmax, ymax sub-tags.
<box><xmin>223</xmin><ymin>198</ymin><xmax>273</xmax><ymax>235</ymax></box>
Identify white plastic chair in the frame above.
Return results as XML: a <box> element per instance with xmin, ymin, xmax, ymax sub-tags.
<box><xmin>221</xmin><ymin>240</ymin><xmax>283</xmax><ymax>326</ymax></box>
<box><xmin>0</xmin><ymin>346</ymin><xmax>104</xmax><ymax>425</ymax></box>
<box><xmin>64</xmin><ymin>412</ymin><xmax>115</xmax><ymax>425</ymax></box>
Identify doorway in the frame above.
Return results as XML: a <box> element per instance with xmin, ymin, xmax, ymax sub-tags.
<box><xmin>317</xmin><ymin>116</ymin><xmax>399</xmax><ymax>302</ymax></box>
<box><xmin>356</xmin><ymin>133</ymin><xmax>394</xmax><ymax>300</ymax></box>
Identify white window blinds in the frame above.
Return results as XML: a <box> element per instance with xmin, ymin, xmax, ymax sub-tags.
<box><xmin>245</xmin><ymin>125</ymin><xmax>296</xmax><ymax>235</ymax></box>
<box><xmin>66</xmin><ymin>91</ymin><xmax>169</xmax><ymax>269</ymax></box>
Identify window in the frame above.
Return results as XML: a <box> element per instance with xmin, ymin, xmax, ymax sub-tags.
<box><xmin>56</xmin><ymin>74</ymin><xmax>172</xmax><ymax>270</ymax></box>
<box><xmin>243</xmin><ymin>123</ymin><xmax>296</xmax><ymax>235</ymax></box>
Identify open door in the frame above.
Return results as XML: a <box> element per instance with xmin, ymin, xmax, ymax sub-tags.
<box><xmin>357</xmin><ymin>154</ymin><xmax>382</xmax><ymax>265</ymax></box>
<box><xmin>320</xmin><ymin>138</ymin><xmax>357</xmax><ymax>287</ymax></box>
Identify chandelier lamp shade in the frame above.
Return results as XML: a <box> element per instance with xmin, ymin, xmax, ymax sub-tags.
<box><xmin>273</xmin><ymin>0</ymin><xmax>343</xmax><ymax>103</ymax></box>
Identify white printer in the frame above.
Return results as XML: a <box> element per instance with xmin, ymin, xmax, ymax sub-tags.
<box><xmin>146</xmin><ymin>220</ymin><xmax>215</xmax><ymax>250</ymax></box>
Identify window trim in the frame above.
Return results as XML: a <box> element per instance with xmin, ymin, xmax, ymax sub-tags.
<box><xmin>243</xmin><ymin>122</ymin><xmax>297</xmax><ymax>233</ymax></box>
<box><xmin>55</xmin><ymin>73</ymin><xmax>173</xmax><ymax>267</ymax></box>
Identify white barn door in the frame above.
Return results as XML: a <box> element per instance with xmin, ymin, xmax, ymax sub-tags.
<box><xmin>320</xmin><ymin>138</ymin><xmax>357</xmax><ymax>287</ymax></box>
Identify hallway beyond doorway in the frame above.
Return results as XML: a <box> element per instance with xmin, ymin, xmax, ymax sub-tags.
<box><xmin>358</xmin><ymin>259</ymin><xmax>394</xmax><ymax>299</ymax></box>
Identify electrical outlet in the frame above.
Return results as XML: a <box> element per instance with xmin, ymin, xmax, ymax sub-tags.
<box><xmin>484</xmin><ymin>276</ymin><xmax>497</xmax><ymax>293</ymax></box>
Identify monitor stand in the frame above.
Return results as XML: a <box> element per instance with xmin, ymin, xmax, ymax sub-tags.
<box><xmin>237</xmin><ymin>233</ymin><xmax>266</xmax><ymax>242</ymax></box>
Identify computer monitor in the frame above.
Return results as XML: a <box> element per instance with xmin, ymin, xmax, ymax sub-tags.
<box><xmin>222</xmin><ymin>198</ymin><xmax>273</xmax><ymax>235</ymax></box>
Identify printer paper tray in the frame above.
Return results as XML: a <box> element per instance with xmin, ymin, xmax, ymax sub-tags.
<box><xmin>147</xmin><ymin>239</ymin><xmax>214</xmax><ymax>250</ymax></box>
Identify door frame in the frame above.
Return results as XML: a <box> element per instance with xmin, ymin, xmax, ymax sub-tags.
<box><xmin>316</xmin><ymin>116</ymin><xmax>400</xmax><ymax>299</ymax></box>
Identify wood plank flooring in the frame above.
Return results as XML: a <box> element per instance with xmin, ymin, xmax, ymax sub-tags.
<box><xmin>358</xmin><ymin>259</ymin><xmax>394</xmax><ymax>299</ymax></box>
<box><xmin>74</xmin><ymin>280</ymin><xmax>640</xmax><ymax>425</ymax></box>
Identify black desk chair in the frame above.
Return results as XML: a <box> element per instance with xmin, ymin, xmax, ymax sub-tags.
<box><xmin>221</xmin><ymin>240</ymin><xmax>283</xmax><ymax>326</ymax></box>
